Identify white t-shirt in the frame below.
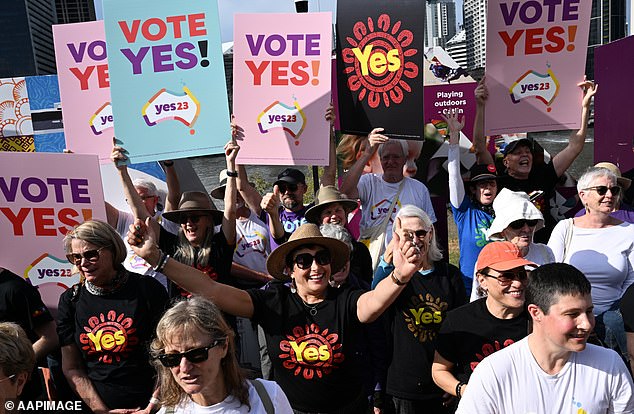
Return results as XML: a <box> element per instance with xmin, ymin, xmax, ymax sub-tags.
<box><xmin>470</xmin><ymin>243</ymin><xmax>555</xmax><ymax>301</ymax></box>
<box><xmin>357</xmin><ymin>174</ymin><xmax>436</xmax><ymax>247</ymax></box>
<box><xmin>116</xmin><ymin>210</ymin><xmax>177</xmax><ymax>289</ymax></box>
<box><xmin>234</xmin><ymin>210</ymin><xmax>270</xmax><ymax>274</ymax></box>
<box><xmin>456</xmin><ymin>337</ymin><xmax>634</xmax><ymax>414</ymax></box>
<box><xmin>156</xmin><ymin>379</ymin><xmax>293</xmax><ymax>414</ymax></box>
<box><xmin>548</xmin><ymin>221</ymin><xmax>634</xmax><ymax>315</ymax></box>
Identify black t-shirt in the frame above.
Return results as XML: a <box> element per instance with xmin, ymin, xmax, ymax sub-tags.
<box><xmin>386</xmin><ymin>262</ymin><xmax>467</xmax><ymax>400</ymax></box>
<box><xmin>497</xmin><ymin>161</ymin><xmax>559</xmax><ymax>242</ymax></box>
<box><xmin>248</xmin><ymin>282</ymin><xmax>366</xmax><ymax>412</ymax></box>
<box><xmin>57</xmin><ymin>271</ymin><xmax>168</xmax><ymax>409</ymax></box>
<box><xmin>436</xmin><ymin>297</ymin><xmax>530</xmax><ymax>382</ymax></box>
<box><xmin>0</xmin><ymin>269</ymin><xmax>53</xmax><ymax>343</ymax></box>
<box><xmin>350</xmin><ymin>240</ymin><xmax>373</xmax><ymax>286</ymax></box>
<box><xmin>620</xmin><ymin>283</ymin><xmax>634</xmax><ymax>333</ymax></box>
<box><xmin>159</xmin><ymin>226</ymin><xmax>233</xmax><ymax>297</ymax></box>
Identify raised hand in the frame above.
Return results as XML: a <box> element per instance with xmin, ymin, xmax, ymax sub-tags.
<box><xmin>110</xmin><ymin>137</ymin><xmax>128</xmax><ymax>169</ymax></box>
<box><xmin>442</xmin><ymin>108</ymin><xmax>465</xmax><ymax>146</ymax></box>
<box><xmin>474</xmin><ymin>76</ymin><xmax>488</xmax><ymax>106</ymax></box>
<box><xmin>577</xmin><ymin>77</ymin><xmax>597</xmax><ymax>108</ymax></box>
<box><xmin>365</xmin><ymin>127</ymin><xmax>389</xmax><ymax>155</ymax></box>
<box><xmin>260</xmin><ymin>185</ymin><xmax>281</xmax><ymax>215</ymax></box>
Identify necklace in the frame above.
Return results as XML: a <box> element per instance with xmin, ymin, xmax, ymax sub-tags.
<box><xmin>298</xmin><ymin>296</ymin><xmax>319</xmax><ymax>316</ymax></box>
<box><xmin>85</xmin><ymin>270</ymin><xmax>128</xmax><ymax>296</ymax></box>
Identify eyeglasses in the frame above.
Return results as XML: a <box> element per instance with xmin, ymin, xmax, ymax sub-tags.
<box><xmin>482</xmin><ymin>270</ymin><xmax>528</xmax><ymax>285</ymax></box>
<box><xmin>66</xmin><ymin>247</ymin><xmax>108</xmax><ymax>265</ymax></box>
<box><xmin>583</xmin><ymin>186</ymin><xmax>621</xmax><ymax>196</ymax></box>
<box><xmin>291</xmin><ymin>250</ymin><xmax>332</xmax><ymax>270</ymax></box>
<box><xmin>508</xmin><ymin>219</ymin><xmax>539</xmax><ymax>230</ymax></box>
<box><xmin>407</xmin><ymin>229</ymin><xmax>429</xmax><ymax>239</ymax></box>
<box><xmin>179</xmin><ymin>214</ymin><xmax>209</xmax><ymax>225</ymax></box>
<box><xmin>0</xmin><ymin>374</ymin><xmax>15</xmax><ymax>383</ymax></box>
<box><xmin>278</xmin><ymin>183</ymin><xmax>298</xmax><ymax>193</ymax></box>
<box><xmin>156</xmin><ymin>339</ymin><xmax>226</xmax><ymax>368</ymax></box>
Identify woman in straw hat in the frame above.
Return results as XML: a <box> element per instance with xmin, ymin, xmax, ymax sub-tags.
<box><xmin>128</xmin><ymin>218</ymin><xmax>425</xmax><ymax>413</ymax></box>
<box><xmin>154</xmin><ymin>140</ymin><xmax>239</xmax><ymax>298</ymax></box>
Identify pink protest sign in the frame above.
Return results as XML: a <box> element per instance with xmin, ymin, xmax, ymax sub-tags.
<box><xmin>0</xmin><ymin>152</ymin><xmax>106</xmax><ymax>314</ymax></box>
<box><xmin>233</xmin><ymin>13</ymin><xmax>332</xmax><ymax>166</ymax></box>
<box><xmin>53</xmin><ymin>21</ymin><xmax>114</xmax><ymax>163</ymax></box>
<box><xmin>485</xmin><ymin>0</ymin><xmax>592</xmax><ymax>134</ymax></box>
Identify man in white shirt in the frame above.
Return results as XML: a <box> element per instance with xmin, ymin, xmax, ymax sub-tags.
<box><xmin>457</xmin><ymin>262</ymin><xmax>634</xmax><ymax>413</ymax></box>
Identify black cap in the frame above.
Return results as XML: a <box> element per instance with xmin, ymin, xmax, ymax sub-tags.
<box><xmin>468</xmin><ymin>163</ymin><xmax>497</xmax><ymax>183</ymax></box>
<box><xmin>502</xmin><ymin>137</ymin><xmax>533</xmax><ymax>156</ymax></box>
<box><xmin>274</xmin><ymin>168</ymin><xmax>305</xmax><ymax>186</ymax></box>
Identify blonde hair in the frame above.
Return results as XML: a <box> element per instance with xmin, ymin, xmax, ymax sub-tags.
<box><xmin>0</xmin><ymin>322</ymin><xmax>35</xmax><ymax>380</ymax></box>
<box><xmin>337</xmin><ymin>134</ymin><xmax>367</xmax><ymax>170</ymax></box>
<box><xmin>150</xmin><ymin>297</ymin><xmax>249</xmax><ymax>408</ymax></box>
<box><xmin>63</xmin><ymin>220</ymin><xmax>126</xmax><ymax>271</ymax></box>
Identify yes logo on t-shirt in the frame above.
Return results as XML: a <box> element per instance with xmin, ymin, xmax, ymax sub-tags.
<box><xmin>403</xmin><ymin>293</ymin><xmax>447</xmax><ymax>343</ymax></box>
<box><xmin>470</xmin><ymin>339</ymin><xmax>515</xmax><ymax>372</ymax></box>
<box><xmin>79</xmin><ymin>310</ymin><xmax>139</xmax><ymax>364</ymax></box>
<box><xmin>279</xmin><ymin>323</ymin><xmax>344</xmax><ymax>380</ymax></box>
<box><xmin>369</xmin><ymin>198</ymin><xmax>402</xmax><ymax>223</ymax></box>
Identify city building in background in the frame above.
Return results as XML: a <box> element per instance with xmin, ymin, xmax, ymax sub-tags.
<box><xmin>463</xmin><ymin>0</ymin><xmax>486</xmax><ymax>73</ymax></box>
<box><xmin>425</xmin><ymin>0</ymin><xmax>457</xmax><ymax>48</ymax></box>
<box><xmin>0</xmin><ymin>0</ymin><xmax>57</xmax><ymax>77</ymax></box>
<box><xmin>587</xmin><ymin>0</ymin><xmax>627</xmax><ymax>78</ymax></box>
<box><xmin>446</xmin><ymin>28</ymin><xmax>467</xmax><ymax>68</ymax></box>
<box><xmin>56</xmin><ymin>0</ymin><xmax>96</xmax><ymax>23</ymax></box>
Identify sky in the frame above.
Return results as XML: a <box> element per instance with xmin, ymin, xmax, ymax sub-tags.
<box><xmin>217</xmin><ymin>0</ymin><xmax>463</xmax><ymax>43</ymax></box>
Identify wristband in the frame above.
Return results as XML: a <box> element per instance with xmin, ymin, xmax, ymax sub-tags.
<box><xmin>162</xmin><ymin>161</ymin><xmax>174</xmax><ymax>167</ymax></box>
<box><xmin>149</xmin><ymin>397</ymin><xmax>160</xmax><ymax>405</ymax></box>
<box><xmin>390</xmin><ymin>269</ymin><xmax>406</xmax><ymax>286</ymax></box>
<box><xmin>156</xmin><ymin>255</ymin><xmax>170</xmax><ymax>273</ymax></box>
<box><xmin>225</xmin><ymin>170</ymin><xmax>238</xmax><ymax>177</ymax></box>
<box><xmin>153</xmin><ymin>250</ymin><xmax>166</xmax><ymax>271</ymax></box>
<box><xmin>456</xmin><ymin>381</ymin><xmax>466</xmax><ymax>399</ymax></box>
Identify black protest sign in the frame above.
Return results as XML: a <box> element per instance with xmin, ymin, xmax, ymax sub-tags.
<box><xmin>336</xmin><ymin>0</ymin><xmax>424</xmax><ymax>139</ymax></box>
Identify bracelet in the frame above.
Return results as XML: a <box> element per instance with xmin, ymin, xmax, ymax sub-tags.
<box><xmin>152</xmin><ymin>250</ymin><xmax>167</xmax><ymax>271</ymax></box>
<box><xmin>149</xmin><ymin>396</ymin><xmax>160</xmax><ymax>405</ymax></box>
<box><xmin>456</xmin><ymin>381</ymin><xmax>466</xmax><ymax>399</ymax></box>
<box><xmin>162</xmin><ymin>161</ymin><xmax>174</xmax><ymax>167</ymax></box>
<box><xmin>225</xmin><ymin>170</ymin><xmax>238</xmax><ymax>177</ymax></box>
<box><xmin>390</xmin><ymin>269</ymin><xmax>406</xmax><ymax>286</ymax></box>
<box><xmin>156</xmin><ymin>255</ymin><xmax>170</xmax><ymax>273</ymax></box>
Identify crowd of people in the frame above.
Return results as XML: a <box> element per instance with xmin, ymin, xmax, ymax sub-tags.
<box><xmin>3</xmin><ymin>75</ymin><xmax>634</xmax><ymax>414</ymax></box>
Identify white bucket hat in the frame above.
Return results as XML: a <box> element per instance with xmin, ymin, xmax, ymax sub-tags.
<box><xmin>485</xmin><ymin>188</ymin><xmax>544</xmax><ymax>240</ymax></box>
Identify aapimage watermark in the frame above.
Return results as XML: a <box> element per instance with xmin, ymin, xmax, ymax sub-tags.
<box><xmin>4</xmin><ymin>400</ymin><xmax>82</xmax><ymax>412</ymax></box>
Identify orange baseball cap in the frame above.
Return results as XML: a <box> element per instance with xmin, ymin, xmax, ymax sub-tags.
<box><xmin>476</xmin><ymin>241</ymin><xmax>537</xmax><ymax>272</ymax></box>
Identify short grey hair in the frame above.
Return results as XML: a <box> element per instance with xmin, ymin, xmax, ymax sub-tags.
<box><xmin>393</xmin><ymin>205</ymin><xmax>443</xmax><ymax>262</ymax></box>
<box><xmin>319</xmin><ymin>223</ymin><xmax>353</xmax><ymax>252</ymax></box>
<box><xmin>378</xmin><ymin>139</ymin><xmax>408</xmax><ymax>158</ymax></box>
<box><xmin>577</xmin><ymin>167</ymin><xmax>617</xmax><ymax>193</ymax></box>
<box><xmin>132</xmin><ymin>178</ymin><xmax>158</xmax><ymax>196</ymax></box>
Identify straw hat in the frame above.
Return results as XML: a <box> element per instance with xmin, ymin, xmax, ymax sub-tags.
<box><xmin>304</xmin><ymin>186</ymin><xmax>358</xmax><ymax>224</ymax></box>
<box><xmin>162</xmin><ymin>191</ymin><xmax>224</xmax><ymax>224</ymax></box>
<box><xmin>266</xmin><ymin>223</ymin><xmax>349</xmax><ymax>281</ymax></box>
<box><xmin>594</xmin><ymin>162</ymin><xmax>632</xmax><ymax>190</ymax></box>
<box><xmin>485</xmin><ymin>188</ymin><xmax>544</xmax><ymax>240</ymax></box>
<box><xmin>476</xmin><ymin>241</ymin><xmax>537</xmax><ymax>271</ymax></box>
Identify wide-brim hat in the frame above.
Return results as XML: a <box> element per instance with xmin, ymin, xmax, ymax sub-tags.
<box><xmin>466</xmin><ymin>163</ymin><xmax>497</xmax><ymax>183</ymax></box>
<box><xmin>476</xmin><ymin>241</ymin><xmax>537</xmax><ymax>271</ymax></box>
<box><xmin>485</xmin><ymin>188</ymin><xmax>544</xmax><ymax>239</ymax></box>
<box><xmin>162</xmin><ymin>191</ymin><xmax>224</xmax><ymax>224</ymax></box>
<box><xmin>304</xmin><ymin>186</ymin><xmax>358</xmax><ymax>224</ymax></box>
<box><xmin>266</xmin><ymin>223</ymin><xmax>350</xmax><ymax>281</ymax></box>
<box><xmin>594</xmin><ymin>162</ymin><xmax>632</xmax><ymax>190</ymax></box>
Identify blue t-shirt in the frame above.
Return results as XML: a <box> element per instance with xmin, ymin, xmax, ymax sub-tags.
<box><xmin>451</xmin><ymin>196</ymin><xmax>493</xmax><ymax>294</ymax></box>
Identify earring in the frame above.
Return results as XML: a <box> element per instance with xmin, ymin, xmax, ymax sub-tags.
<box><xmin>290</xmin><ymin>278</ymin><xmax>297</xmax><ymax>294</ymax></box>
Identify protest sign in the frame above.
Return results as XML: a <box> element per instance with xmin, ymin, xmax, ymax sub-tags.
<box><xmin>0</xmin><ymin>77</ymin><xmax>32</xmax><ymax>139</ymax></box>
<box><xmin>0</xmin><ymin>152</ymin><xmax>106</xmax><ymax>314</ymax></box>
<box><xmin>485</xmin><ymin>0</ymin><xmax>592</xmax><ymax>134</ymax></box>
<box><xmin>103</xmin><ymin>0</ymin><xmax>230</xmax><ymax>163</ymax></box>
<box><xmin>53</xmin><ymin>22</ymin><xmax>113</xmax><ymax>162</ymax></box>
<box><xmin>336</xmin><ymin>0</ymin><xmax>424</xmax><ymax>139</ymax></box>
<box><xmin>233</xmin><ymin>13</ymin><xmax>332</xmax><ymax>166</ymax></box>
<box><xmin>25</xmin><ymin>75</ymin><xmax>66</xmax><ymax>153</ymax></box>
<box><xmin>594</xmin><ymin>37</ymin><xmax>634</xmax><ymax>171</ymax></box>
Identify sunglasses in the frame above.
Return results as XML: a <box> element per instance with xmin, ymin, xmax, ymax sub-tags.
<box><xmin>583</xmin><ymin>186</ymin><xmax>621</xmax><ymax>196</ymax></box>
<box><xmin>179</xmin><ymin>214</ymin><xmax>209</xmax><ymax>225</ymax></box>
<box><xmin>278</xmin><ymin>183</ymin><xmax>298</xmax><ymax>193</ymax></box>
<box><xmin>66</xmin><ymin>247</ymin><xmax>108</xmax><ymax>265</ymax></box>
<box><xmin>290</xmin><ymin>250</ymin><xmax>332</xmax><ymax>270</ymax></box>
<box><xmin>407</xmin><ymin>229</ymin><xmax>429</xmax><ymax>239</ymax></box>
<box><xmin>156</xmin><ymin>339</ymin><xmax>226</xmax><ymax>368</ymax></box>
<box><xmin>508</xmin><ymin>219</ymin><xmax>539</xmax><ymax>230</ymax></box>
<box><xmin>483</xmin><ymin>270</ymin><xmax>528</xmax><ymax>285</ymax></box>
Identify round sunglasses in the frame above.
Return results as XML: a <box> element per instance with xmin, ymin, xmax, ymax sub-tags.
<box><xmin>156</xmin><ymin>338</ymin><xmax>226</xmax><ymax>368</ymax></box>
